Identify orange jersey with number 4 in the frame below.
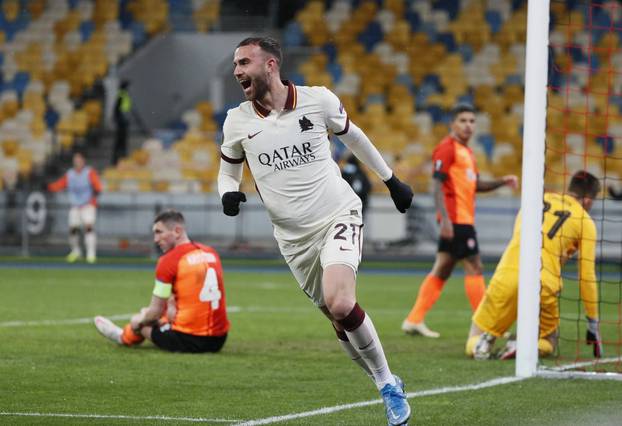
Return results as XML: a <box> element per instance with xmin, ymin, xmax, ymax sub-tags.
<box><xmin>155</xmin><ymin>242</ymin><xmax>230</xmax><ymax>336</ymax></box>
<box><xmin>494</xmin><ymin>192</ymin><xmax>598</xmax><ymax>318</ymax></box>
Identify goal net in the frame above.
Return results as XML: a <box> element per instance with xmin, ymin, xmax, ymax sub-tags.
<box><xmin>520</xmin><ymin>0</ymin><xmax>622</xmax><ymax>379</ymax></box>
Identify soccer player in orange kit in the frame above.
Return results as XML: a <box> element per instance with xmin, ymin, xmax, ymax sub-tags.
<box><xmin>94</xmin><ymin>210</ymin><xmax>229</xmax><ymax>353</ymax></box>
<box><xmin>402</xmin><ymin>104</ymin><xmax>518</xmax><ymax>338</ymax></box>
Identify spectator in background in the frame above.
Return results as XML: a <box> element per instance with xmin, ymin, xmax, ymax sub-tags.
<box><xmin>401</xmin><ymin>104</ymin><xmax>518</xmax><ymax>338</ymax></box>
<box><xmin>113</xmin><ymin>79</ymin><xmax>132</xmax><ymax>165</ymax></box>
<box><xmin>48</xmin><ymin>151</ymin><xmax>102</xmax><ymax>264</ymax></box>
<box><xmin>94</xmin><ymin>210</ymin><xmax>229</xmax><ymax>353</ymax></box>
<box><xmin>341</xmin><ymin>153</ymin><xmax>371</xmax><ymax>216</ymax></box>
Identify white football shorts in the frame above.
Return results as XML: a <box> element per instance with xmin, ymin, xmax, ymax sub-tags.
<box><xmin>278</xmin><ymin>210</ymin><xmax>363</xmax><ymax>307</ymax></box>
<box><xmin>68</xmin><ymin>204</ymin><xmax>96</xmax><ymax>228</ymax></box>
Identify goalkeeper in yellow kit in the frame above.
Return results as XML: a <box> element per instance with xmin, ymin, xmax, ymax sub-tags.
<box><xmin>465</xmin><ymin>171</ymin><xmax>602</xmax><ymax>360</ymax></box>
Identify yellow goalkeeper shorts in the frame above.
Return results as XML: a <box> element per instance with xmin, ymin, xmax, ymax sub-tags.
<box><xmin>472</xmin><ymin>268</ymin><xmax>559</xmax><ymax>338</ymax></box>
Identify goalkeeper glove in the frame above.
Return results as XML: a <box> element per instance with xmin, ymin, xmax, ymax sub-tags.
<box><xmin>221</xmin><ymin>191</ymin><xmax>246</xmax><ymax>216</ymax></box>
<box><xmin>586</xmin><ymin>317</ymin><xmax>603</xmax><ymax>358</ymax></box>
<box><xmin>383</xmin><ymin>174</ymin><xmax>413</xmax><ymax>213</ymax></box>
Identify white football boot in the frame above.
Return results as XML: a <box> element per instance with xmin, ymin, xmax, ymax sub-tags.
<box><xmin>401</xmin><ymin>320</ymin><xmax>440</xmax><ymax>338</ymax></box>
<box><xmin>94</xmin><ymin>316</ymin><xmax>123</xmax><ymax>344</ymax></box>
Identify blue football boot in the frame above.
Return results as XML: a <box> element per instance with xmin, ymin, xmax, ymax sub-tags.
<box><xmin>380</xmin><ymin>375</ymin><xmax>411</xmax><ymax>425</ymax></box>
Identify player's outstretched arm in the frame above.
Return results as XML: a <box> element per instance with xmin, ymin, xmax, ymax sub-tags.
<box><xmin>579</xmin><ymin>217</ymin><xmax>601</xmax><ymax>357</ymax></box>
<box><xmin>476</xmin><ymin>175</ymin><xmax>518</xmax><ymax>192</ymax></box>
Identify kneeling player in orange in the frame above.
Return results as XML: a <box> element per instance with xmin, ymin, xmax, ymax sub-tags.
<box><xmin>465</xmin><ymin>171</ymin><xmax>602</xmax><ymax>360</ymax></box>
<box><xmin>94</xmin><ymin>209</ymin><xmax>229</xmax><ymax>353</ymax></box>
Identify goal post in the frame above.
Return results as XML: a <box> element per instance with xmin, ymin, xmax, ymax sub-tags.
<box><xmin>516</xmin><ymin>0</ymin><xmax>550</xmax><ymax>378</ymax></box>
<box><xmin>517</xmin><ymin>0</ymin><xmax>622</xmax><ymax>379</ymax></box>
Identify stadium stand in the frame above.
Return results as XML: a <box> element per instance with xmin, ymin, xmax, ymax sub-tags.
<box><xmin>4</xmin><ymin>0</ymin><xmax>621</xmax><ymax>196</ymax></box>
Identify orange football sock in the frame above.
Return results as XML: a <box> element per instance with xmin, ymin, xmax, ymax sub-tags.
<box><xmin>121</xmin><ymin>324</ymin><xmax>145</xmax><ymax>346</ymax></box>
<box><xmin>405</xmin><ymin>275</ymin><xmax>445</xmax><ymax>323</ymax></box>
<box><xmin>464</xmin><ymin>275</ymin><xmax>486</xmax><ymax>311</ymax></box>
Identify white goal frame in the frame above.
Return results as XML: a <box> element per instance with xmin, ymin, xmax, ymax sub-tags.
<box><xmin>517</xmin><ymin>0</ymin><xmax>622</xmax><ymax>380</ymax></box>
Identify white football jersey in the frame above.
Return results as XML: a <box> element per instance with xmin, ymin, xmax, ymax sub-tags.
<box><xmin>220</xmin><ymin>82</ymin><xmax>361</xmax><ymax>240</ymax></box>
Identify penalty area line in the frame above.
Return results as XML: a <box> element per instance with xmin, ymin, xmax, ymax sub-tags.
<box><xmin>234</xmin><ymin>376</ymin><xmax>525</xmax><ymax>426</ymax></box>
<box><xmin>0</xmin><ymin>412</ymin><xmax>240</xmax><ymax>423</ymax></box>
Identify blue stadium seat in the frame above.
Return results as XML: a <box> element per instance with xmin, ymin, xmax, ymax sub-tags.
<box><xmin>422</xmin><ymin>74</ymin><xmax>442</xmax><ymax>92</ymax></box>
<box><xmin>433</xmin><ymin>0</ymin><xmax>460</xmax><ymax>20</ymax></box>
<box><xmin>357</xmin><ymin>21</ymin><xmax>384</xmax><ymax>52</ymax></box>
<box><xmin>505</xmin><ymin>74</ymin><xmax>523</xmax><ymax>85</ymax></box>
<box><xmin>11</xmin><ymin>71</ymin><xmax>30</xmax><ymax>97</ymax></box>
<box><xmin>120</xmin><ymin>0</ymin><xmax>134</xmax><ymax>29</ymax></box>
<box><xmin>477</xmin><ymin>134</ymin><xmax>496</xmax><ymax>160</ymax></box>
<box><xmin>405</xmin><ymin>10</ymin><xmax>421</xmax><ymax>32</ymax></box>
<box><xmin>327</xmin><ymin>62</ymin><xmax>342</xmax><ymax>83</ymax></box>
<box><xmin>169</xmin><ymin>0</ymin><xmax>193</xmax><ymax>14</ymax></box>
<box><xmin>130</xmin><ymin>22</ymin><xmax>147</xmax><ymax>47</ymax></box>
<box><xmin>322</xmin><ymin>43</ymin><xmax>338</xmax><ymax>63</ymax></box>
<box><xmin>288</xmin><ymin>72</ymin><xmax>305</xmax><ymax>86</ymax></box>
<box><xmin>436</xmin><ymin>32</ymin><xmax>457</xmax><ymax>52</ymax></box>
<box><xmin>45</xmin><ymin>107</ymin><xmax>60</xmax><ymax>129</ymax></box>
<box><xmin>485</xmin><ymin>10</ymin><xmax>503</xmax><ymax>34</ymax></box>
<box><xmin>597</xmin><ymin>135</ymin><xmax>615</xmax><ymax>154</ymax></box>
<box><xmin>457</xmin><ymin>94</ymin><xmax>474</xmax><ymax>105</ymax></box>
<box><xmin>283</xmin><ymin>21</ymin><xmax>306</xmax><ymax>47</ymax></box>
<box><xmin>421</xmin><ymin>22</ymin><xmax>437</xmax><ymax>41</ymax></box>
<box><xmin>459</xmin><ymin>44</ymin><xmax>474</xmax><ymax>62</ymax></box>
<box><xmin>426</xmin><ymin>105</ymin><xmax>445</xmax><ymax>123</ymax></box>
<box><xmin>395</xmin><ymin>73</ymin><xmax>414</xmax><ymax>90</ymax></box>
<box><xmin>79</xmin><ymin>21</ymin><xmax>94</xmax><ymax>41</ymax></box>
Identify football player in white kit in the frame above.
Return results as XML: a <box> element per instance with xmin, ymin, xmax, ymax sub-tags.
<box><xmin>218</xmin><ymin>37</ymin><xmax>413</xmax><ymax>425</ymax></box>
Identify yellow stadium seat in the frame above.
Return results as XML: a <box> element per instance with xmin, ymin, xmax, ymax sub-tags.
<box><xmin>58</xmin><ymin>133</ymin><xmax>74</xmax><ymax>151</ymax></box>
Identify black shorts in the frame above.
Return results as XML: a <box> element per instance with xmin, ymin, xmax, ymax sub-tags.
<box><xmin>151</xmin><ymin>324</ymin><xmax>227</xmax><ymax>353</ymax></box>
<box><xmin>438</xmin><ymin>224</ymin><xmax>479</xmax><ymax>260</ymax></box>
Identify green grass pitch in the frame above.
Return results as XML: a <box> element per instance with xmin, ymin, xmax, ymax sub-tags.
<box><xmin>0</xmin><ymin>260</ymin><xmax>620</xmax><ymax>425</ymax></box>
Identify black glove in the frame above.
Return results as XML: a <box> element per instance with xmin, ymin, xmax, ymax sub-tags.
<box><xmin>384</xmin><ymin>174</ymin><xmax>413</xmax><ymax>213</ymax></box>
<box><xmin>221</xmin><ymin>191</ymin><xmax>246</xmax><ymax>216</ymax></box>
<box><xmin>586</xmin><ymin>317</ymin><xmax>603</xmax><ymax>358</ymax></box>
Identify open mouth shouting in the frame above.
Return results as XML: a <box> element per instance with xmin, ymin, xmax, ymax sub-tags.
<box><xmin>239</xmin><ymin>79</ymin><xmax>252</xmax><ymax>95</ymax></box>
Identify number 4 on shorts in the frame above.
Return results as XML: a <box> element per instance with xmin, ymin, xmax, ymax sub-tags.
<box><xmin>199</xmin><ymin>267</ymin><xmax>221</xmax><ymax>309</ymax></box>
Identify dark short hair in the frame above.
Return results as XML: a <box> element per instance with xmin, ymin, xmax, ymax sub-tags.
<box><xmin>568</xmin><ymin>170</ymin><xmax>600</xmax><ymax>199</ymax></box>
<box><xmin>451</xmin><ymin>103</ymin><xmax>476</xmax><ymax>120</ymax></box>
<box><xmin>154</xmin><ymin>209</ymin><xmax>186</xmax><ymax>227</ymax></box>
<box><xmin>237</xmin><ymin>36</ymin><xmax>282</xmax><ymax>67</ymax></box>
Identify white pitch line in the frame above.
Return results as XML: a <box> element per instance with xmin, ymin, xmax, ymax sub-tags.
<box><xmin>234</xmin><ymin>376</ymin><xmax>524</xmax><ymax>426</ymax></box>
<box><xmin>545</xmin><ymin>356</ymin><xmax>622</xmax><ymax>371</ymax></box>
<box><xmin>2</xmin><ymin>306</ymin><xmax>472</xmax><ymax>328</ymax></box>
<box><xmin>0</xmin><ymin>412</ymin><xmax>240</xmax><ymax>423</ymax></box>
<box><xmin>0</xmin><ymin>313</ymin><xmax>133</xmax><ymax>327</ymax></box>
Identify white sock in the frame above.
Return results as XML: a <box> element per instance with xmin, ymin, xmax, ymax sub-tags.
<box><xmin>85</xmin><ymin>231</ymin><xmax>96</xmax><ymax>259</ymax></box>
<box><xmin>337</xmin><ymin>338</ymin><xmax>374</xmax><ymax>380</ymax></box>
<box><xmin>69</xmin><ymin>233</ymin><xmax>81</xmax><ymax>255</ymax></box>
<box><xmin>345</xmin><ymin>314</ymin><xmax>396</xmax><ymax>390</ymax></box>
